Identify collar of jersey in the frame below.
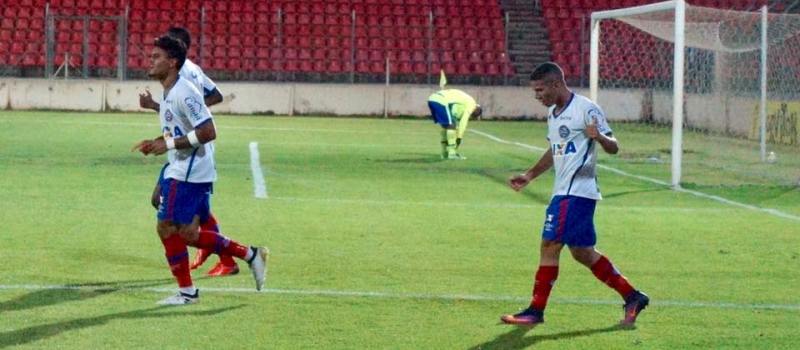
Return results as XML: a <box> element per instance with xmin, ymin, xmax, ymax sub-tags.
<box><xmin>552</xmin><ymin>92</ymin><xmax>575</xmax><ymax>119</ymax></box>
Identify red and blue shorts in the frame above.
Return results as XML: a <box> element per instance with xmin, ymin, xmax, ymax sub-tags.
<box><xmin>157</xmin><ymin>177</ymin><xmax>213</xmax><ymax>225</ymax></box>
<box><xmin>541</xmin><ymin>195</ymin><xmax>597</xmax><ymax>247</ymax></box>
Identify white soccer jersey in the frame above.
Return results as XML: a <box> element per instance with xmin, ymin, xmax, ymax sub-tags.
<box><xmin>546</xmin><ymin>93</ymin><xmax>612</xmax><ymax>200</ymax></box>
<box><xmin>180</xmin><ymin>59</ymin><xmax>218</xmax><ymax>98</ymax></box>
<box><xmin>160</xmin><ymin>76</ymin><xmax>216</xmax><ymax>183</ymax></box>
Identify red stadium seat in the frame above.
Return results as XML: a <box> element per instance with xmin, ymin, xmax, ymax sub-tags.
<box><xmin>456</xmin><ymin>62</ymin><xmax>470</xmax><ymax>75</ymax></box>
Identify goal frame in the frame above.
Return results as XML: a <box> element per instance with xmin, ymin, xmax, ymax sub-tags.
<box><xmin>589</xmin><ymin>0</ymin><xmax>769</xmax><ymax>188</ymax></box>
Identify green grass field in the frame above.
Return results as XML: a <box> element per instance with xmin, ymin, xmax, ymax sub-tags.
<box><xmin>0</xmin><ymin>111</ymin><xmax>798</xmax><ymax>349</ymax></box>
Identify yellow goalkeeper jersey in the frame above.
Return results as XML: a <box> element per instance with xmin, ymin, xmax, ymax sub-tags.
<box><xmin>427</xmin><ymin>89</ymin><xmax>478</xmax><ymax>122</ymax></box>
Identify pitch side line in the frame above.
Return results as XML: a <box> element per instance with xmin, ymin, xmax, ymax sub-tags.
<box><xmin>0</xmin><ymin>284</ymin><xmax>797</xmax><ymax>312</ymax></box>
<box><xmin>469</xmin><ymin>129</ymin><xmax>800</xmax><ymax>222</ymax></box>
<box><xmin>249</xmin><ymin>142</ymin><xmax>268</xmax><ymax>199</ymax></box>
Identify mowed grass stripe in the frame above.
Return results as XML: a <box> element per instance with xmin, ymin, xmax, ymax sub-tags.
<box><xmin>1</xmin><ymin>284</ymin><xmax>798</xmax><ymax>311</ymax></box>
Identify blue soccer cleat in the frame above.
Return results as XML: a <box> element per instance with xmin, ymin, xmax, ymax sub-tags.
<box><xmin>620</xmin><ymin>290</ymin><xmax>649</xmax><ymax>326</ymax></box>
<box><xmin>500</xmin><ymin>307</ymin><xmax>544</xmax><ymax>326</ymax></box>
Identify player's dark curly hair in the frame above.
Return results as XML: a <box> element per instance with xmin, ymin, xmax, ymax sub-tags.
<box><xmin>154</xmin><ymin>35</ymin><xmax>187</xmax><ymax>70</ymax></box>
<box><xmin>530</xmin><ymin>62</ymin><xmax>564</xmax><ymax>82</ymax></box>
<box><xmin>167</xmin><ymin>27</ymin><xmax>191</xmax><ymax>50</ymax></box>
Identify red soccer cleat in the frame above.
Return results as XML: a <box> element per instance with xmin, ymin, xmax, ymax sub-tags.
<box><xmin>190</xmin><ymin>248</ymin><xmax>213</xmax><ymax>270</ymax></box>
<box><xmin>207</xmin><ymin>261</ymin><xmax>240</xmax><ymax>277</ymax></box>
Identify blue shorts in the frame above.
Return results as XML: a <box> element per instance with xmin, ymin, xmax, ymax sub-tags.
<box><xmin>428</xmin><ymin>101</ymin><xmax>454</xmax><ymax>126</ymax></box>
<box><xmin>157</xmin><ymin>177</ymin><xmax>213</xmax><ymax>225</ymax></box>
<box><xmin>541</xmin><ymin>195</ymin><xmax>597</xmax><ymax>247</ymax></box>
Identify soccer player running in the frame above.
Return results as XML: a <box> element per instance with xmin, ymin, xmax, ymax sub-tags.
<box><xmin>500</xmin><ymin>62</ymin><xmax>649</xmax><ymax>326</ymax></box>
<box><xmin>427</xmin><ymin>89</ymin><xmax>482</xmax><ymax>159</ymax></box>
<box><xmin>139</xmin><ymin>27</ymin><xmax>236</xmax><ymax>277</ymax></box>
<box><xmin>133</xmin><ymin>35</ymin><xmax>268</xmax><ymax>305</ymax></box>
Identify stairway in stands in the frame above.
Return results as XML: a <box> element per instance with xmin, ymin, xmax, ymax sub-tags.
<box><xmin>499</xmin><ymin>0</ymin><xmax>551</xmax><ymax>84</ymax></box>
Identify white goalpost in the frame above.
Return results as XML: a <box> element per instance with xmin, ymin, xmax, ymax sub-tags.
<box><xmin>589</xmin><ymin>0</ymin><xmax>800</xmax><ymax>188</ymax></box>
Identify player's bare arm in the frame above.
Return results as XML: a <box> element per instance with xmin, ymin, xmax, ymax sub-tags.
<box><xmin>509</xmin><ymin>150</ymin><xmax>554</xmax><ymax>191</ymax></box>
<box><xmin>585</xmin><ymin>117</ymin><xmax>619</xmax><ymax>154</ymax></box>
<box><xmin>151</xmin><ymin>182</ymin><xmax>162</xmax><ymax>209</ymax></box>
<box><xmin>205</xmin><ymin>88</ymin><xmax>223</xmax><ymax>107</ymax></box>
<box><xmin>146</xmin><ymin>120</ymin><xmax>217</xmax><ymax>156</ymax></box>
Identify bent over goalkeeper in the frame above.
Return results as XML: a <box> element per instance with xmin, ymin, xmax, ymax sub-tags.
<box><xmin>427</xmin><ymin>89</ymin><xmax>482</xmax><ymax>160</ymax></box>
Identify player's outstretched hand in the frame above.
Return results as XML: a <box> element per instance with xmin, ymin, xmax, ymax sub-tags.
<box><xmin>132</xmin><ymin>139</ymin><xmax>154</xmax><ymax>155</ymax></box>
<box><xmin>146</xmin><ymin>138</ymin><xmax>168</xmax><ymax>155</ymax></box>
<box><xmin>139</xmin><ymin>89</ymin><xmax>157</xmax><ymax>110</ymax></box>
<box><xmin>508</xmin><ymin>174</ymin><xmax>532</xmax><ymax>192</ymax></box>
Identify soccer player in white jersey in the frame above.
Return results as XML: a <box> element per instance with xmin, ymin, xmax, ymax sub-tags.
<box><xmin>500</xmin><ymin>62</ymin><xmax>649</xmax><ymax>326</ymax></box>
<box><xmin>139</xmin><ymin>27</ymin><xmax>237</xmax><ymax>277</ymax></box>
<box><xmin>132</xmin><ymin>35</ymin><xmax>268</xmax><ymax>305</ymax></box>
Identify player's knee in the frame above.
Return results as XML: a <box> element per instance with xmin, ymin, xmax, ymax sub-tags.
<box><xmin>156</xmin><ymin>221</ymin><xmax>176</xmax><ymax>239</ymax></box>
<box><xmin>539</xmin><ymin>240</ymin><xmax>563</xmax><ymax>258</ymax></box>
<box><xmin>177</xmin><ymin>226</ymin><xmax>199</xmax><ymax>243</ymax></box>
<box><xmin>569</xmin><ymin>247</ymin><xmax>597</xmax><ymax>266</ymax></box>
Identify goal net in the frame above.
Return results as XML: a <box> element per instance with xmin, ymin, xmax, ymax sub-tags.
<box><xmin>590</xmin><ymin>0</ymin><xmax>800</xmax><ymax>189</ymax></box>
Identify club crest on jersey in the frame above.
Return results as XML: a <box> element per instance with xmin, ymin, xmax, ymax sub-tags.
<box><xmin>185</xmin><ymin>96</ymin><xmax>204</xmax><ymax>121</ymax></box>
<box><xmin>559</xmin><ymin>125</ymin><xmax>570</xmax><ymax>138</ymax></box>
<box><xmin>164</xmin><ymin>109</ymin><xmax>174</xmax><ymax>122</ymax></box>
<box><xmin>587</xmin><ymin>107</ymin><xmax>603</xmax><ymax>121</ymax></box>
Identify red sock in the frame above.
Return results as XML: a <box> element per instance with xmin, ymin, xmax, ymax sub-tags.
<box><xmin>161</xmin><ymin>234</ymin><xmax>192</xmax><ymax>288</ymax></box>
<box><xmin>529</xmin><ymin>265</ymin><xmax>559</xmax><ymax>311</ymax></box>
<box><xmin>191</xmin><ymin>230</ymin><xmax>250</xmax><ymax>260</ymax></box>
<box><xmin>198</xmin><ymin>214</ymin><xmax>236</xmax><ymax>265</ymax></box>
<box><xmin>200</xmin><ymin>213</ymin><xmax>220</xmax><ymax>233</ymax></box>
<box><xmin>591</xmin><ymin>255</ymin><xmax>635</xmax><ymax>299</ymax></box>
<box><xmin>219</xmin><ymin>254</ymin><xmax>237</xmax><ymax>266</ymax></box>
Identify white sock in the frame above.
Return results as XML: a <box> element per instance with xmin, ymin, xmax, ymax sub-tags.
<box><xmin>180</xmin><ymin>286</ymin><xmax>197</xmax><ymax>296</ymax></box>
<box><xmin>244</xmin><ymin>247</ymin><xmax>255</xmax><ymax>262</ymax></box>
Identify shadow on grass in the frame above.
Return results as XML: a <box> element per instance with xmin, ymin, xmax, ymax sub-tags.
<box><xmin>0</xmin><ymin>277</ymin><xmax>185</xmax><ymax>314</ymax></box>
<box><xmin>372</xmin><ymin>152</ymin><xmax>446</xmax><ymax>164</ymax></box>
<box><xmin>603</xmin><ymin>188</ymin><xmax>669</xmax><ymax>199</ymax></box>
<box><xmin>470</xmin><ymin>168</ymin><xmax>551</xmax><ymax>205</ymax></box>
<box><xmin>0</xmin><ymin>304</ymin><xmax>245</xmax><ymax>349</ymax></box>
<box><xmin>468</xmin><ymin>324</ymin><xmax>631</xmax><ymax>350</ymax></box>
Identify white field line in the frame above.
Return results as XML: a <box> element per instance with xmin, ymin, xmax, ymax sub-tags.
<box><xmin>267</xmin><ymin>196</ymin><xmax>734</xmax><ymax>213</ymax></box>
<box><xmin>469</xmin><ymin>129</ymin><xmax>800</xmax><ymax>222</ymax></box>
<box><xmin>4</xmin><ymin>116</ymin><xmax>794</xmax><ymax>219</ymax></box>
<box><xmin>248</xmin><ymin>142</ymin><xmax>268</xmax><ymax>199</ymax></box>
<box><xmin>0</xmin><ymin>284</ymin><xmax>797</xmax><ymax>311</ymax></box>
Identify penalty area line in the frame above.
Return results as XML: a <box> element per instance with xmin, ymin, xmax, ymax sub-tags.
<box><xmin>249</xmin><ymin>142</ymin><xmax>268</xmax><ymax>199</ymax></box>
<box><xmin>0</xmin><ymin>284</ymin><xmax>797</xmax><ymax>311</ymax></box>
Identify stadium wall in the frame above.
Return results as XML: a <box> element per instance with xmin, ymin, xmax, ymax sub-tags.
<box><xmin>0</xmin><ymin>79</ymin><xmax>757</xmax><ymax>136</ymax></box>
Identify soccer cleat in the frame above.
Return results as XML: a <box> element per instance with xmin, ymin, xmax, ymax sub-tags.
<box><xmin>157</xmin><ymin>289</ymin><xmax>199</xmax><ymax>306</ymax></box>
<box><xmin>247</xmin><ymin>246</ymin><xmax>269</xmax><ymax>291</ymax></box>
<box><xmin>207</xmin><ymin>261</ymin><xmax>240</xmax><ymax>277</ymax></box>
<box><xmin>620</xmin><ymin>290</ymin><xmax>650</xmax><ymax>326</ymax></box>
<box><xmin>446</xmin><ymin>153</ymin><xmax>467</xmax><ymax>160</ymax></box>
<box><xmin>500</xmin><ymin>307</ymin><xmax>545</xmax><ymax>326</ymax></box>
<box><xmin>190</xmin><ymin>248</ymin><xmax>213</xmax><ymax>270</ymax></box>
